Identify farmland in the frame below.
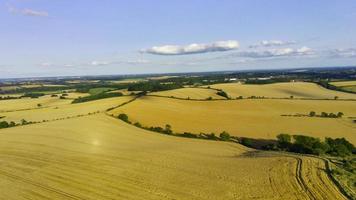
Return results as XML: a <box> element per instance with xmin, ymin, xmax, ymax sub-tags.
<box><xmin>206</xmin><ymin>82</ymin><xmax>356</xmax><ymax>99</ymax></box>
<box><xmin>0</xmin><ymin>114</ymin><xmax>347</xmax><ymax>199</ymax></box>
<box><xmin>110</xmin><ymin>95</ymin><xmax>356</xmax><ymax>144</ymax></box>
<box><xmin>330</xmin><ymin>81</ymin><xmax>356</xmax><ymax>93</ymax></box>
<box><xmin>150</xmin><ymin>87</ymin><xmax>226</xmax><ymax>99</ymax></box>
<box><xmin>0</xmin><ymin>71</ymin><xmax>355</xmax><ymax>199</ymax></box>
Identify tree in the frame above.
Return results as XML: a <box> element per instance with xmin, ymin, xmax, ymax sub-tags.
<box><xmin>37</xmin><ymin>103</ymin><xmax>42</xmax><ymax>107</ymax></box>
<box><xmin>290</xmin><ymin>95</ymin><xmax>294</xmax><ymax>99</ymax></box>
<box><xmin>118</xmin><ymin>113</ymin><xmax>129</xmax><ymax>122</ymax></box>
<box><xmin>21</xmin><ymin>119</ymin><xmax>28</xmax><ymax>125</ymax></box>
<box><xmin>309</xmin><ymin>111</ymin><xmax>316</xmax><ymax>117</ymax></box>
<box><xmin>276</xmin><ymin>134</ymin><xmax>291</xmax><ymax>149</ymax></box>
<box><xmin>321</xmin><ymin>112</ymin><xmax>328</xmax><ymax>118</ymax></box>
<box><xmin>334</xmin><ymin>96</ymin><xmax>339</xmax><ymax>100</ymax></box>
<box><xmin>219</xmin><ymin>131</ymin><xmax>230</xmax><ymax>141</ymax></box>
<box><xmin>325</xmin><ymin>137</ymin><xmax>354</xmax><ymax>157</ymax></box>
<box><xmin>240</xmin><ymin>138</ymin><xmax>253</xmax><ymax>147</ymax></box>
<box><xmin>291</xmin><ymin>135</ymin><xmax>328</xmax><ymax>155</ymax></box>
<box><xmin>134</xmin><ymin>122</ymin><xmax>142</xmax><ymax>128</ymax></box>
<box><xmin>336</xmin><ymin>112</ymin><xmax>344</xmax><ymax>118</ymax></box>
<box><xmin>164</xmin><ymin>124</ymin><xmax>173</xmax><ymax>134</ymax></box>
<box><xmin>0</xmin><ymin>121</ymin><xmax>9</xmax><ymax>128</ymax></box>
<box><xmin>216</xmin><ymin>90</ymin><xmax>229</xmax><ymax>99</ymax></box>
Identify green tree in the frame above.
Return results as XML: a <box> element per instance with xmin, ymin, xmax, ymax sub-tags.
<box><xmin>118</xmin><ymin>113</ymin><xmax>129</xmax><ymax>122</ymax></box>
<box><xmin>276</xmin><ymin>134</ymin><xmax>291</xmax><ymax>149</ymax></box>
<box><xmin>309</xmin><ymin>111</ymin><xmax>316</xmax><ymax>117</ymax></box>
<box><xmin>336</xmin><ymin>112</ymin><xmax>344</xmax><ymax>118</ymax></box>
<box><xmin>219</xmin><ymin>131</ymin><xmax>231</xmax><ymax>141</ymax></box>
<box><xmin>164</xmin><ymin>124</ymin><xmax>173</xmax><ymax>134</ymax></box>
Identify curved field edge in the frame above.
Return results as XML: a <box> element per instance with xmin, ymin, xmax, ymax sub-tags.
<box><xmin>109</xmin><ymin>96</ymin><xmax>356</xmax><ymax>144</ymax></box>
<box><xmin>0</xmin><ymin>114</ymin><xmax>347</xmax><ymax>200</ymax></box>
<box><xmin>205</xmin><ymin>82</ymin><xmax>356</xmax><ymax>100</ymax></box>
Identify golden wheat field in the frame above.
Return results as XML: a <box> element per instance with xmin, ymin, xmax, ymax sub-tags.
<box><xmin>207</xmin><ymin>82</ymin><xmax>356</xmax><ymax>99</ymax></box>
<box><xmin>0</xmin><ymin>95</ymin><xmax>72</xmax><ymax>112</ymax></box>
<box><xmin>0</xmin><ymin>114</ymin><xmax>346</xmax><ymax>200</ymax></box>
<box><xmin>110</xmin><ymin>96</ymin><xmax>356</xmax><ymax>144</ymax></box>
<box><xmin>150</xmin><ymin>87</ymin><xmax>226</xmax><ymax>99</ymax></box>
<box><xmin>330</xmin><ymin>81</ymin><xmax>356</xmax><ymax>87</ymax></box>
<box><xmin>1</xmin><ymin>96</ymin><xmax>133</xmax><ymax>123</ymax></box>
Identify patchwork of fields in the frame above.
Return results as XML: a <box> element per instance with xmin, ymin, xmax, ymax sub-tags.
<box><xmin>150</xmin><ymin>87</ymin><xmax>225</xmax><ymax>99</ymax></box>
<box><xmin>111</xmin><ymin>96</ymin><xmax>356</xmax><ymax>144</ymax></box>
<box><xmin>0</xmin><ymin>81</ymin><xmax>354</xmax><ymax>199</ymax></box>
<box><xmin>207</xmin><ymin>82</ymin><xmax>356</xmax><ymax>99</ymax></box>
<box><xmin>0</xmin><ymin>115</ymin><xmax>346</xmax><ymax>199</ymax></box>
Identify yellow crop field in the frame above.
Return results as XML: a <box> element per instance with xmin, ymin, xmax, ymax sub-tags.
<box><xmin>0</xmin><ymin>95</ymin><xmax>72</xmax><ymax>112</ymax></box>
<box><xmin>110</xmin><ymin>96</ymin><xmax>356</xmax><ymax>144</ymax></box>
<box><xmin>208</xmin><ymin>82</ymin><xmax>356</xmax><ymax>99</ymax></box>
<box><xmin>150</xmin><ymin>87</ymin><xmax>225</xmax><ymax>99</ymax></box>
<box><xmin>0</xmin><ymin>114</ymin><xmax>346</xmax><ymax>199</ymax></box>
<box><xmin>1</xmin><ymin>96</ymin><xmax>133</xmax><ymax>123</ymax></box>
<box><xmin>330</xmin><ymin>81</ymin><xmax>356</xmax><ymax>87</ymax></box>
<box><xmin>330</xmin><ymin>81</ymin><xmax>356</xmax><ymax>93</ymax></box>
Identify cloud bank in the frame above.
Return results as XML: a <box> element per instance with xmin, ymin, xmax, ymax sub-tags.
<box><xmin>249</xmin><ymin>40</ymin><xmax>296</xmax><ymax>48</ymax></box>
<box><xmin>142</xmin><ymin>40</ymin><xmax>239</xmax><ymax>55</ymax></box>
<box><xmin>236</xmin><ymin>47</ymin><xmax>313</xmax><ymax>58</ymax></box>
<box><xmin>8</xmin><ymin>5</ymin><xmax>48</xmax><ymax>17</ymax></box>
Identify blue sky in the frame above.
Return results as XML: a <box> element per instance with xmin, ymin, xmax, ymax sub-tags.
<box><xmin>0</xmin><ymin>0</ymin><xmax>356</xmax><ymax>78</ymax></box>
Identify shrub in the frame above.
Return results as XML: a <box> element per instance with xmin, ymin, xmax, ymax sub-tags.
<box><xmin>0</xmin><ymin>121</ymin><xmax>10</xmax><ymax>128</ymax></box>
<box><xmin>180</xmin><ymin>132</ymin><xmax>197</xmax><ymax>138</ymax></box>
<box><xmin>134</xmin><ymin>122</ymin><xmax>142</xmax><ymax>128</ymax></box>
<box><xmin>276</xmin><ymin>133</ymin><xmax>291</xmax><ymax>149</ymax></box>
<box><xmin>240</xmin><ymin>138</ymin><xmax>253</xmax><ymax>147</ymax></box>
<box><xmin>72</xmin><ymin>92</ymin><xmax>123</xmax><ymax>103</ymax></box>
<box><xmin>164</xmin><ymin>124</ymin><xmax>173</xmax><ymax>134</ymax></box>
<box><xmin>291</xmin><ymin>135</ymin><xmax>328</xmax><ymax>155</ymax></box>
<box><xmin>118</xmin><ymin>113</ymin><xmax>129</xmax><ymax>122</ymax></box>
<box><xmin>216</xmin><ymin>90</ymin><xmax>229</xmax><ymax>98</ymax></box>
<box><xmin>336</xmin><ymin>112</ymin><xmax>344</xmax><ymax>118</ymax></box>
<box><xmin>321</xmin><ymin>112</ymin><xmax>328</xmax><ymax>117</ymax></box>
<box><xmin>219</xmin><ymin>131</ymin><xmax>230</xmax><ymax>141</ymax></box>
<box><xmin>21</xmin><ymin>93</ymin><xmax>45</xmax><ymax>98</ymax></box>
<box><xmin>309</xmin><ymin>111</ymin><xmax>316</xmax><ymax>117</ymax></box>
<box><xmin>325</xmin><ymin>137</ymin><xmax>354</xmax><ymax>157</ymax></box>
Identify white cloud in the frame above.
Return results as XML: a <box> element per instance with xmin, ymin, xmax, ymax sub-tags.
<box><xmin>126</xmin><ymin>59</ymin><xmax>150</xmax><ymax>65</ymax></box>
<box><xmin>235</xmin><ymin>47</ymin><xmax>314</xmax><ymax>58</ymax></box>
<box><xmin>22</xmin><ymin>9</ymin><xmax>48</xmax><ymax>17</ymax></box>
<box><xmin>7</xmin><ymin>5</ymin><xmax>48</xmax><ymax>17</ymax></box>
<box><xmin>40</xmin><ymin>62</ymin><xmax>52</xmax><ymax>67</ymax></box>
<box><xmin>89</xmin><ymin>61</ymin><xmax>111</xmax><ymax>66</ymax></box>
<box><xmin>141</xmin><ymin>40</ymin><xmax>239</xmax><ymax>55</ymax></box>
<box><xmin>328</xmin><ymin>48</ymin><xmax>356</xmax><ymax>58</ymax></box>
<box><xmin>249</xmin><ymin>40</ymin><xmax>296</xmax><ymax>48</ymax></box>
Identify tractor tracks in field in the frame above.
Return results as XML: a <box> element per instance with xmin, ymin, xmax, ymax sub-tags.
<box><xmin>0</xmin><ymin>169</ymin><xmax>85</xmax><ymax>200</ymax></box>
<box><xmin>293</xmin><ymin>157</ymin><xmax>317</xmax><ymax>200</ymax></box>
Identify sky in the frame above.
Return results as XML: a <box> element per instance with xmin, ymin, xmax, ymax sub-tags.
<box><xmin>0</xmin><ymin>0</ymin><xmax>356</xmax><ymax>78</ymax></box>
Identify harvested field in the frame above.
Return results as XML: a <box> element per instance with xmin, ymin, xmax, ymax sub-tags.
<box><xmin>0</xmin><ymin>114</ymin><xmax>346</xmax><ymax>199</ymax></box>
<box><xmin>0</xmin><ymin>95</ymin><xmax>72</xmax><ymax>112</ymax></box>
<box><xmin>330</xmin><ymin>81</ymin><xmax>356</xmax><ymax>93</ymax></box>
<box><xmin>207</xmin><ymin>82</ymin><xmax>356</xmax><ymax>99</ymax></box>
<box><xmin>330</xmin><ymin>81</ymin><xmax>356</xmax><ymax>87</ymax></box>
<box><xmin>150</xmin><ymin>87</ymin><xmax>225</xmax><ymax>99</ymax></box>
<box><xmin>1</xmin><ymin>96</ymin><xmax>133</xmax><ymax>123</ymax></box>
<box><xmin>110</xmin><ymin>96</ymin><xmax>356</xmax><ymax>144</ymax></box>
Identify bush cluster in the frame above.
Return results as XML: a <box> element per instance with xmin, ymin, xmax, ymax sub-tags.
<box><xmin>272</xmin><ymin>134</ymin><xmax>354</xmax><ymax>157</ymax></box>
<box><xmin>216</xmin><ymin>90</ymin><xmax>229</xmax><ymax>98</ymax></box>
<box><xmin>72</xmin><ymin>92</ymin><xmax>123</xmax><ymax>103</ymax></box>
<box><xmin>116</xmin><ymin>113</ymin><xmax>232</xmax><ymax>141</ymax></box>
<box><xmin>309</xmin><ymin>111</ymin><xmax>344</xmax><ymax>118</ymax></box>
